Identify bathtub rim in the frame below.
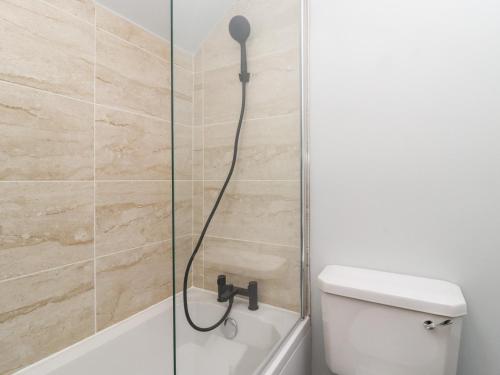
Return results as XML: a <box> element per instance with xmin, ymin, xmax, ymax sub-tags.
<box><xmin>14</xmin><ymin>288</ymin><xmax>306</xmax><ymax>375</ymax></box>
<box><xmin>258</xmin><ymin>316</ymin><xmax>311</xmax><ymax>375</ymax></box>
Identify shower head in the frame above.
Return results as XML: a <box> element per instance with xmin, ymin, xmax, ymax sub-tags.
<box><xmin>229</xmin><ymin>15</ymin><xmax>251</xmax><ymax>83</ymax></box>
<box><xmin>229</xmin><ymin>15</ymin><xmax>251</xmax><ymax>45</ymax></box>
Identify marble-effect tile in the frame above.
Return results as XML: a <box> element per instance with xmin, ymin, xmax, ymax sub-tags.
<box><xmin>95</xmin><ymin>236</ymin><xmax>194</xmax><ymax>330</ymax></box>
<box><xmin>175</xmin><ymin>181</ymin><xmax>194</xmax><ymax>238</ymax></box>
<box><xmin>174</xmin><ymin>125</ymin><xmax>193</xmax><ymax>180</ymax></box>
<box><xmin>204</xmin><ymin>180</ymin><xmax>301</xmax><ymax>247</ymax></box>
<box><xmin>0</xmin><ymin>82</ymin><xmax>93</xmax><ymax>180</ymax></box>
<box><xmin>0</xmin><ymin>261</ymin><xmax>94</xmax><ymax>374</ymax></box>
<box><xmin>96</xmin><ymin>29</ymin><xmax>170</xmax><ymax>120</ymax></box>
<box><xmin>0</xmin><ymin>0</ymin><xmax>94</xmax><ymax>101</ymax></box>
<box><xmin>44</xmin><ymin>0</ymin><xmax>96</xmax><ymax>24</ymax></box>
<box><xmin>204</xmin><ymin>115</ymin><xmax>300</xmax><ymax>180</ymax></box>
<box><xmin>203</xmin><ymin>236</ymin><xmax>300</xmax><ymax>311</ymax></box>
<box><xmin>95</xmin><ymin>106</ymin><xmax>170</xmax><ymax>180</ymax></box>
<box><xmin>96</xmin><ymin>5</ymin><xmax>169</xmax><ymax>60</ymax></box>
<box><xmin>202</xmin><ymin>0</ymin><xmax>300</xmax><ymax>71</ymax></box>
<box><xmin>0</xmin><ymin>182</ymin><xmax>94</xmax><ymax>281</ymax></box>
<box><xmin>204</xmin><ymin>49</ymin><xmax>300</xmax><ymax>125</ymax></box>
<box><xmin>0</xmin><ymin>2</ymin><xmax>196</xmax><ymax>373</ymax></box>
<box><xmin>96</xmin><ymin>242</ymin><xmax>171</xmax><ymax>330</ymax></box>
<box><xmin>174</xmin><ymin>65</ymin><xmax>195</xmax><ymax>126</ymax></box>
<box><xmin>95</xmin><ymin>181</ymin><xmax>171</xmax><ymax>257</ymax></box>
<box><xmin>193</xmin><ymin>126</ymin><xmax>203</xmax><ymax>180</ymax></box>
<box><xmin>191</xmin><ymin>0</ymin><xmax>303</xmax><ymax>314</ymax></box>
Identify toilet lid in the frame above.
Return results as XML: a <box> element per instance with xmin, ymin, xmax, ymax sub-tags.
<box><xmin>318</xmin><ymin>265</ymin><xmax>467</xmax><ymax>317</ymax></box>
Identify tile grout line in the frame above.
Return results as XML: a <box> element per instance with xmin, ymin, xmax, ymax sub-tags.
<box><xmin>96</xmin><ymin>236</ymin><xmax>191</xmax><ymax>260</ymax></box>
<box><xmin>3</xmin><ymin>63</ymin><xmax>289</xmax><ymax>131</ymax></box>
<box><xmin>38</xmin><ymin>0</ymin><xmax>94</xmax><ymax>27</ymax></box>
<box><xmin>203</xmin><ymin>112</ymin><xmax>301</xmax><ymax>128</ymax></box>
<box><xmin>0</xmin><ymin>79</ymin><xmax>94</xmax><ymax>106</ymax></box>
<box><xmin>200</xmin><ymin>179</ymin><xmax>301</xmax><ymax>182</ymax></box>
<box><xmin>0</xmin><ymin>179</ymin><xmax>300</xmax><ymax>183</ymax></box>
<box><xmin>0</xmin><ymin>258</ymin><xmax>94</xmax><ymax>285</ymax></box>
<box><xmin>96</xmin><ymin>4</ymin><xmax>199</xmax><ymax>71</ymax></box>
<box><xmin>0</xmin><ymin>81</ymin><xmax>192</xmax><ymax>128</ymax></box>
<box><xmin>93</xmin><ymin>6</ymin><xmax>98</xmax><ymax>334</ymax></box>
<box><xmin>92</xmin><ymin>1</ymin><xmax>196</xmax><ymax>63</ymax></box>
<box><xmin>191</xmin><ymin>52</ymin><xmax>196</xmax><ymax>288</ymax></box>
<box><xmin>206</xmin><ymin>235</ymin><xmax>300</xmax><ymax>249</ymax></box>
<box><xmin>38</xmin><ymin>0</ymin><xmax>197</xmax><ymax>75</ymax></box>
<box><xmin>94</xmin><ymin>20</ymin><xmax>195</xmax><ymax>74</ymax></box>
<box><xmin>201</xmin><ymin>46</ymin><xmax>300</xmax><ymax>74</ymax></box>
<box><xmin>95</xmin><ymin>102</ymin><xmax>192</xmax><ymax>127</ymax></box>
<box><xmin>201</xmin><ymin>48</ymin><xmax>206</xmax><ymax>289</ymax></box>
<box><xmin>96</xmin><ymin>27</ymin><xmax>172</xmax><ymax>65</ymax></box>
<box><xmin>93</xmin><ymin>3</ymin><xmax>170</xmax><ymax>44</ymax></box>
<box><xmin>90</xmin><ymin>3</ymin><xmax>196</xmax><ymax>73</ymax></box>
<box><xmin>0</xmin><ymin>235</ymin><xmax>191</xmax><ymax>286</ymax></box>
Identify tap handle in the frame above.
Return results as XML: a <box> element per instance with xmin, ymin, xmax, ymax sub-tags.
<box><xmin>217</xmin><ymin>275</ymin><xmax>227</xmax><ymax>302</ymax></box>
<box><xmin>248</xmin><ymin>281</ymin><xmax>259</xmax><ymax>311</ymax></box>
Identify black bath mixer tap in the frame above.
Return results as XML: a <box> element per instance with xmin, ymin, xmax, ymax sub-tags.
<box><xmin>217</xmin><ymin>275</ymin><xmax>259</xmax><ymax>311</ymax></box>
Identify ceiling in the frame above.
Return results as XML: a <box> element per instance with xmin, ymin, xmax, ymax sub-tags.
<box><xmin>96</xmin><ymin>0</ymin><xmax>236</xmax><ymax>54</ymax></box>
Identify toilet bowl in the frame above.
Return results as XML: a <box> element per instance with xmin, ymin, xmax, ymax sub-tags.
<box><xmin>318</xmin><ymin>265</ymin><xmax>467</xmax><ymax>375</ymax></box>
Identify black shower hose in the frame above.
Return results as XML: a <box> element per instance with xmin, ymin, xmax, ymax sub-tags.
<box><xmin>182</xmin><ymin>81</ymin><xmax>247</xmax><ymax>332</ymax></box>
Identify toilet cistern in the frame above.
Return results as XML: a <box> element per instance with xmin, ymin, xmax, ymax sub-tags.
<box><xmin>318</xmin><ymin>265</ymin><xmax>467</xmax><ymax>375</ymax></box>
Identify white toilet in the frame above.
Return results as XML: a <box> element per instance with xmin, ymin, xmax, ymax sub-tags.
<box><xmin>318</xmin><ymin>265</ymin><xmax>467</xmax><ymax>375</ymax></box>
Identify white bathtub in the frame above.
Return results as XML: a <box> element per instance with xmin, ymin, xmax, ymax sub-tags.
<box><xmin>15</xmin><ymin>288</ymin><xmax>310</xmax><ymax>375</ymax></box>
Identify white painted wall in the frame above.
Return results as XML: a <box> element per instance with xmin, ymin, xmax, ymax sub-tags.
<box><xmin>309</xmin><ymin>0</ymin><xmax>500</xmax><ymax>374</ymax></box>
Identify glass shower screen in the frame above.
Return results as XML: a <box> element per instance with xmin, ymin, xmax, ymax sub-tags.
<box><xmin>171</xmin><ymin>0</ymin><xmax>304</xmax><ymax>374</ymax></box>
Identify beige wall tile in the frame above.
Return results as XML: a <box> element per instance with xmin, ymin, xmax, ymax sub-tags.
<box><xmin>0</xmin><ymin>82</ymin><xmax>93</xmax><ymax>180</ymax></box>
<box><xmin>204</xmin><ymin>114</ymin><xmax>300</xmax><ymax>180</ymax></box>
<box><xmin>193</xmin><ymin>72</ymin><xmax>203</xmax><ymax>126</ymax></box>
<box><xmin>174</xmin><ymin>66</ymin><xmax>193</xmax><ymax>100</ymax></box>
<box><xmin>96</xmin><ymin>5</ymin><xmax>169</xmax><ymax>60</ymax></box>
<box><xmin>174</xmin><ymin>47</ymin><xmax>194</xmax><ymax>72</ymax></box>
<box><xmin>202</xmin><ymin>0</ymin><xmax>300</xmax><ymax>71</ymax></box>
<box><xmin>95</xmin><ymin>106</ymin><xmax>170</xmax><ymax>180</ymax></box>
<box><xmin>174</xmin><ymin>93</ymin><xmax>194</xmax><ymax>127</ymax></box>
<box><xmin>203</xmin><ymin>237</ymin><xmax>300</xmax><ymax>311</ymax></box>
<box><xmin>174</xmin><ymin>235</ymin><xmax>194</xmax><ymax>293</ymax></box>
<box><xmin>95</xmin><ymin>181</ymin><xmax>170</xmax><ymax>256</ymax></box>
<box><xmin>0</xmin><ymin>182</ymin><xmax>94</xmax><ymax>281</ymax></box>
<box><xmin>174</xmin><ymin>181</ymin><xmax>193</xmax><ymax>238</ymax></box>
<box><xmin>96</xmin><ymin>29</ymin><xmax>170</xmax><ymax>119</ymax></box>
<box><xmin>44</xmin><ymin>0</ymin><xmax>96</xmax><ymax>24</ymax></box>
<box><xmin>191</xmin><ymin>182</ymin><xmax>204</xmax><ymax>288</ymax></box>
<box><xmin>193</xmin><ymin>126</ymin><xmax>203</xmax><ymax>180</ymax></box>
<box><xmin>174</xmin><ymin>66</ymin><xmax>194</xmax><ymax>126</ymax></box>
<box><xmin>192</xmin><ymin>182</ymin><xmax>204</xmax><ymax>288</ymax></box>
<box><xmin>192</xmin><ymin>235</ymin><xmax>204</xmax><ymax>289</ymax></box>
<box><xmin>0</xmin><ymin>261</ymin><xmax>94</xmax><ymax>374</ymax></box>
<box><xmin>204</xmin><ymin>48</ymin><xmax>300</xmax><ymax>125</ymax></box>
<box><xmin>193</xmin><ymin>0</ymin><xmax>303</xmax><ymax>312</ymax></box>
<box><xmin>194</xmin><ymin>49</ymin><xmax>203</xmax><ymax>73</ymax></box>
<box><xmin>204</xmin><ymin>180</ymin><xmax>300</xmax><ymax>247</ymax></box>
<box><xmin>94</xmin><ymin>235</ymin><xmax>192</xmax><ymax>329</ymax></box>
<box><xmin>174</xmin><ymin>125</ymin><xmax>193</xmax><ymax>180</ymax></box>
<box><xmin>193</xmin><ymin>181</ymin><xmax>203</xmax><ymax>235</ymax></box>
<box><xmin>0</xmin><ymin>0</ymin><xmax>94</xmax><ymax>101</ymax></box>
<box><xmin>96</xmin><ymin>242</ymin><xmax>171</xmax><ymax>330</ymax></box>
